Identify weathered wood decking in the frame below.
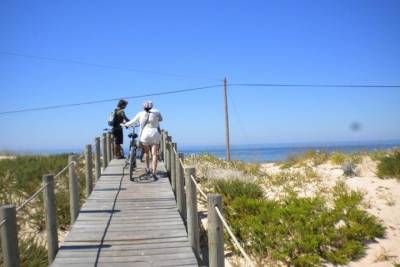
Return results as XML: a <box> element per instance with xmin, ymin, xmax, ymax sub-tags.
<box><xmin>52</xmin><ymin>159</ymin><xmax>198</xmax><ymax>267</ymax></box>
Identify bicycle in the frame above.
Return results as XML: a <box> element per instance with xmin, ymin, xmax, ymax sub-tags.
<box><xmin>124</xmin><ymin>125</ymin><xmax>140</xmax><ymax>181</ymax></box>
<box><xmin>103</xmin><ymin>128</ymin><xmax>124</xmax><ymax>159</ymax></box>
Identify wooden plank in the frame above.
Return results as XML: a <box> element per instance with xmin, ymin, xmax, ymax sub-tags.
<box><xmin>53</xmin><ymin>159</ymin><xmax>198</xmax><ymax>266</ymax></box>
<box><xmin>59</xmin><ymin>241</ymin><xmax>191</xmax><ymax>252</ymax></box>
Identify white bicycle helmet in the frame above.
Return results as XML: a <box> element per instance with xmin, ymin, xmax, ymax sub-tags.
<box><xmin>143</xmin><ymin>100</ymin><xmax>153</xmax><ymax>110</ymax></box>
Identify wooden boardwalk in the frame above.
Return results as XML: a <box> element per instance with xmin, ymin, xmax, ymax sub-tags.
<box><xmin>52</xmin><ymin>159</ymin><xmax>199</xmax><ymax>267</ymax></box>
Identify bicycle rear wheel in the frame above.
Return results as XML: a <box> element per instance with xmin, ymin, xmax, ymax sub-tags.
<box><xmin>129</xmin><ymin>146</ymin><xmax>136</xmax><ymax>181</ymax></box>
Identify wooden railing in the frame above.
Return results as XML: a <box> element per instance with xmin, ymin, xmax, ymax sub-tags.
<box><xmin>0</xmin><ymin>133</ymin><xmax>115</xmax><ymax>267</ymax></box>
<box><xmin>1</xmin><ymin>129</ymin><xmax>254</xmax><ymax>267</ymax></box>
<box><xmin>160</xmin><ymin>130</ymin><xmax>255</xmax><ymax>267</ymax></box>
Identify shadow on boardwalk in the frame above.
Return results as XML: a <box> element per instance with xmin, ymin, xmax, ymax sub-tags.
<box><xmin>52</xmin><ymin>159</ymin><xmax>199</xmax><ymax>267</ymax></box>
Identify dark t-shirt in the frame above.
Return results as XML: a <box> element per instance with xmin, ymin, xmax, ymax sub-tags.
<box><xmin>113</xmin><ymin>108</ymin><xmax>129</xmax><ymax>129</ymax></box>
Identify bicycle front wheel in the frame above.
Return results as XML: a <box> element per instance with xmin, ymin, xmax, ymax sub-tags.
<box><xmin>129</xmin><ymin>146</ymin><xmax>136</xmax><ymax>180</ymax></box>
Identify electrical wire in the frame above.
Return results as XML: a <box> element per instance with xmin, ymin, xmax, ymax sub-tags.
<box><xmin>0</xmin><ymin>84</ymin><xmax>222</xmax><ymax>115</ymax></box>
<box><xmin>229</xmin><ymin>83</ymin><xmax>400</xmax><ymax>88</ymax></box>
<box><xmin>0</xmin><ymin>51</ymin><xmax>221</xmax><ymax>81</ymax></box>
<box><xmin>1</xmin><ymin>82</ymin><xmax>399</xmax><ymax>116</ymax></box>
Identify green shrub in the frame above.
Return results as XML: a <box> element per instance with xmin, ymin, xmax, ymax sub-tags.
<box><xmin>19</xmin><ymin>234</ymin><xmax>48</xmax><ymax>267</ymax></box>
<box><xmin>377</xmin><ymin>151</ymin><xmax>400</xmax><ymax>179</ymax></box>
<box><xmin>281</xmin><ymin>150</ymin><xmax>330</xmax><ymax>168</ymax></box>
<box><xmin>0</xmin><ymin>154</ymin><xmax>88</xmax><ymax>264</ymax></box>
<box><xmin>211</xmin><ymin>180</ymin><xmax>384</xmax><ymax>266</ymax></box>
<box><xmin>0</xmin><ymin>233</ymin><xmax>47</xmax><ymax>267</ymax></box>
<box><xmin>187</xmin><ymin>154</ymin><xmax>261</xmax><ymax>176</ymax></box>
<box><xmin>213</xmin><ymin>179</ymin><xmax>264</xmax><ymax>205</ymax></box>
<box><xmin>331</xmin><ymin>152</ymin><xmax>347</xmax><ymax>165</ymax></box>
<box><xmin>369</xmin><ymin>150</ymin><xmax>390</xmax><ymax>161</ymax></box>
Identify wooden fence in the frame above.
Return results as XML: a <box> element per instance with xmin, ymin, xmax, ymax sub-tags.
<box><xmin>0</xmin><ymin>130</ymin><xmax>251</xmax><ymax>267</ymax></box>
<box><xmin>0</xmin><ymin>133</ymin><xmax>115</xmax><ymax>267</ymax></box>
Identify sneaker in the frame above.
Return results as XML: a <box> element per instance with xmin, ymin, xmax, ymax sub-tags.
<box><xmin>152</xmin><ymin>173</ymin><xmax>158</xmax><ymax>181</ymax></box>
<box><xmin>145</xmin><ymin>168</ymin><xmax>151</xmax><ymax>175</ymax></box>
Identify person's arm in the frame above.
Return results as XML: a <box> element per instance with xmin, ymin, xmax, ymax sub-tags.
<box><xmin>122</xmin><ymin>112</ymin><xmax>140</xmax><ymax>127</ymax></box>
<box><xmin>158</xmin><ymin>112</ymin><xmax>163</xmax><ymax>122</ymax></box>
<box><xmin>122</xmin><ymin>111</ymin><xmax>130</xmax><ymax>122</ymax></box>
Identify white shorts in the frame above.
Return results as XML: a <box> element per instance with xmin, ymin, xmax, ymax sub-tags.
<box><xmin>140</xmin><ymin>127</ymin><xmax>161</xmax><ymax>145</ymax></box>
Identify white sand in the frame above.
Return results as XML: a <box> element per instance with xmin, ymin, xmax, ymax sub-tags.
<box><xmin>0</xmin><ymin>155</ymin><xmax>16</xmax><ymax>160</ymax></box>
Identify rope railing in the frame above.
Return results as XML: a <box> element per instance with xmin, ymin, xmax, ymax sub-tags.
<box><xmin>0</xmin><ymin>134</ymin><xmax>110</xmax><ymax>267</ymax></box>
<box><xmin>0</xmin><ymin>157</ymin><xmax>80</xmax><ymax>233</ymax></box>
<box><xmin>173</xmin><ymin>145</ymin><xmax>208</xmax><ymax>200</ymax></box>
<box><xmin>190</xmin><ymin>174</ymin><xmax>208</xmax><ymax>200</ymax></box>
<box><xmin>16</xmin><ymin>182</ymin><xmax>49</xmax><ymax>213</ymax></box>
<box><xmin>54</xmin><ymin>160</ymin><xmax>76</xmax><ymax>179</ymax></box>
<box><xmin>16</xmin><ymin>157</ymin><xmax>81</xmax><ymax>213</ymax></box>
<box><xmin>215</xmin><ymin>206</ymin><xmax>255</xmax><ymax>267</ymax></box>
<box><xmin>166</xmin><ymin>133</ymin><xmax>256</xmax><ymax>267</ymax></box>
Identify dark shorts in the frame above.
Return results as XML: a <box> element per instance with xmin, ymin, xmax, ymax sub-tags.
<box><xmin>112</xmin><ymin>128</ymin><xmax>123</xmax><ymax>145</ymax></box>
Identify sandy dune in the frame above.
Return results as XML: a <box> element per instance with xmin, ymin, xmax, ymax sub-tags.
<box><xmin>261</xmin><ymin>158</ymin><xmax>400</xmax><ymax>267</ymax></box>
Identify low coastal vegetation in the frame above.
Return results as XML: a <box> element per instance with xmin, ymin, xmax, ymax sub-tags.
<box><xmin>377</xmin><ymin>151</ymin><xmax>400</xmax><ymax>180</ymax></box>
<box><xmin>209</xmin><ymin>179</ymin><xmax>384</xmax><ymax>266</ymax></box>
<box><xmin>282</xmin><ymin>150</ymin><xmax>362</xmax><ymax>169</ymax></box>
<box><xmin>0</xmin><ymin>154</ymin><xmax>87</xmax><ymax>267</ymax></box>
<box><xmin>187</xmin><ymin>150</ymin><xmax>400</xmax><ymax>266</ymax></box>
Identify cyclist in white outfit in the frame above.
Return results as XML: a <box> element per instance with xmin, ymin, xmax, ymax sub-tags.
<box><xmin>122</xmin><ymin>101</ymin><xmax>163</xmax><ymax>179</ymax></box>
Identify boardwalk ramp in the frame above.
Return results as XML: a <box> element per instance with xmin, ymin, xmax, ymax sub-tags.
<box><xmin>52</xmin><ymin>159</ymin><xmax>198</xmax><ymax>267</ymax></box>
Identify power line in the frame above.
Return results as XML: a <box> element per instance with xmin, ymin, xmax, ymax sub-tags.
<box><xmin>229</xmin><ymin>83</ymin><xmax>400</xmax><ymax>88</ymax></box>
<box><xmin>0</xmin><ymin>85</ymin><xmax>222</xmax><ymax>115</ymax></box>
<box><xmin>1</xmin><ymin>81</ymin><xmax>398</xmax><ymax>116</ymax></box>
<box><xmin>0</xmin><ymin>51</ymin><xmax>221</xmax><ymax>81</ymax></box>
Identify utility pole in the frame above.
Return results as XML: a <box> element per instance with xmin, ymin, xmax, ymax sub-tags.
<box><xmin>223</xmin><ymin>77</ymin><xmax>231</xmax><ymax>161</ymax></box>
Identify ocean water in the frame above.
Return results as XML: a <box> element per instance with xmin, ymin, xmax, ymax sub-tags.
<box><xmin>179</xmin><ymin>141</ymin><xmax>400</xmax><ymax>163</ymax></box>
<box><xmin>8</xmin><ymin>141</ymin><xmax>400</xmax><ymax>163</ymax></box>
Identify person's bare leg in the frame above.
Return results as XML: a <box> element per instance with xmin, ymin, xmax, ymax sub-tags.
<box><xmin>152</xmin><ymin>144</ymin><xmax>159</xmax><ymax>175</ymax></box>
<box><xmin>143</xmin><ymin>145</ymin><xmax>150</xmax><ymax>171</ymax></box>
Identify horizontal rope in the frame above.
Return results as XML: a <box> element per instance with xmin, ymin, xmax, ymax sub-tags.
<box><xmin>15</xmin><ymin>156</ymin><xmax>80</xmax><ymax>213</ymax></box>
<box><xmin>190</xmin><ymin>174</ymin><xmax>208</xmax><ymax>200</ymax></box>
<box><xmin>0</xmin><ymin>219</ymin><xmax>6</xmax><ymax>228</ymax></box>
<box><xmin>16</xmin><ymin>182</ymin><xmax>49</xmax><ymax>212</ymax></box>
<box><xmin>179</xmin><ymin>158</ymin><xmax>185</xmax><ymax>169</ymax></box>
<box><xmin>215</xmin><ymin>206</ymin><xmax>255</xmax><ymax>267</ymax></box>
<box><xmin>54</xmin><ymin>161</ymin><xmax>75</xmax><ymax>179</ymax></box>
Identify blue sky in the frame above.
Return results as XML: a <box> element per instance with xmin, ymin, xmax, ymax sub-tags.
<box><xmin>0</xmin><ymin>0</ymin><xmax>399</xmax><ymax>151</ymax></box>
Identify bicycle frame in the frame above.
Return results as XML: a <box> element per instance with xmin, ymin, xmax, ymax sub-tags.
<box><xmin>125</xmin><ymin>125</ymin><xmax>139</xmax><ymax>181</ymax></box>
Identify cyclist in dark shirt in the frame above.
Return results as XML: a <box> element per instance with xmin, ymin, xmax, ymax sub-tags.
<box><xmin>112</xmin><ymin>99</ymin><xmax>130</xmax><ymax>159</ymax></box>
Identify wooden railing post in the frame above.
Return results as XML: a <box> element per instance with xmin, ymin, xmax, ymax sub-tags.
<box><xmin>163</xmin><ymin>131</ymin><xmax>168</xmax><ymax>163</ymax></box>
<box><xmin>68</xmin><ymin>155</ymin><xmax>79</xmax><ymax>224</ymax></box>
<box><xmin>184</xmin><ymin>167</ymin><xmax>200</xmax><ymax>258</ymax></box>
<box><xmin>43</xmin><ymin>174</ymin><xmax>58</xmax><ymax>264</ymax></box>
<box><xmin>208</xmin><ymin>194</ymin><xmax>224</xmax><ymax>267</ymax></box>
<box><xmin>94</xmin><ymin>137</ymin><xmax>101</xmax><ymax>181</ymax></box>
<box><xmin>159</xmin><ymin>130</ymin><xmax>164</xmax><ymax>161</ymax></box>
<box><xmin>111</xmin><ymin>135</ymin><xmax>115</xmax><ymax>159</ymax></box>
<box><xmin>176</xmin><ymin>153</ymin><xmax>186</xmax><ymax>220</ymax></box>
<box><xmin>106</xmin><ymin>132</ymin><xmax>112</xmax><ymax>164</ymax></box>
<box><xmin>0</xmin><ymin>205</ymin><xmax>20</xmax><ymax>267</ymax></box>
<box><xmin>85</xmin><ymin>144</ymin><xmax>94</xmax><ymax>196</ymax></box>
<box><xmin>166</xmin><ymin>136</ymin><xmax>171</xmax><ymax>176</ymax></box>
<box><xmin>102</xmin><ymin>133</ymin><xmax>107</xmax><ymax>169</ymax></box>
<box><xmin>171</xmin><ymin>142</ymin><xmax>177</xmax><ymax>194</ymax></box>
